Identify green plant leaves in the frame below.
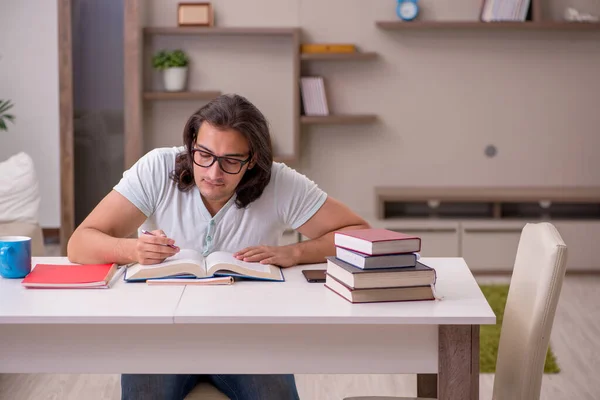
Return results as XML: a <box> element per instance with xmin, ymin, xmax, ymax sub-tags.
<box><xmin>152</xmin><ymin>49</ymin><xmax>189</xmax><ymax>70</ymax></box>
<box><xmin>0</xmin><ymin>99</ymin><xmax>15</xmax><ymax>131</ymax></box>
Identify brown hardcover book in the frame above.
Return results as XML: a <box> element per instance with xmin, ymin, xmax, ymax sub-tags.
<box><xmin>326</xmin><ymin>256</ymin><xmax>436</xmax><ymax>289</ymax></box>
<box><xmin>325</xmin><ymin>273</ymin><xmax>435</xmax><ymax>304</ymax></box>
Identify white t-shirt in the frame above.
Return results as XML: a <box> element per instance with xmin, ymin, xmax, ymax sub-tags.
<box><xmin>113</xmin><ymin>147</ymin><xmax>327</xmax><ymax>256</ymax></box>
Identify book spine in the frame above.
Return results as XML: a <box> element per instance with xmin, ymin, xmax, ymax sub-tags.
<box><xmin>301</xmin><ymin>44</ymin><xmax>356</xmax><ymax>53</ymax></box>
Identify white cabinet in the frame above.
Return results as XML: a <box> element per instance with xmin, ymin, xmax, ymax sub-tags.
<box><xmin>552</xmin><ymin>221</ymin><xmax>600</xmax><ymax>271</ymax></box>
<box><xmin>375</xmin><ymin>187</ymin><xmax>600</xmax><ymax>273</ymax></box>
<box><xmin>371</xmin><ymin>219</ymin><xmax>461</xmax><ymax>257</ymax></box>
<box><xmin>460</xmin><ymin>221</ymin><xmax>526</xmax><ymax>272</ymax></box>
<box><xmin>460</xmin><ymin>220</ymin><xmax>600</xmax><ymax>272</ymax></box>
<box><xmin>371</xmin><ymin>218</ymin><xmax>600</xmax><ymax>273</ymax></box>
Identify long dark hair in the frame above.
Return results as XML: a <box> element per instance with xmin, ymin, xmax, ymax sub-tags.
<box><xmin>170</xmin><ymin>94</ymin><xmax>273</xmax><ymax>208</ymax></box>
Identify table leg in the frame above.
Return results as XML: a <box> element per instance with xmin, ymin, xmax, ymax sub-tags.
<box><xmin>438</xmin><ymin>325</ymin><xmax>479</xmax><ymax>400</ymax></box>
<box><xmin>417</xmin><ymin>374</ymin><xmax>437</xmax><ymax>398</ymax></box>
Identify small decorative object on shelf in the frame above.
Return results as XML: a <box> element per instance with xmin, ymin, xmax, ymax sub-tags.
<box><xmin>178</xmin><ymin>2</ymin><xmax>214</xmax><ymax>27</ymax></box>
<box><xmin>300</xmin><ymin>44</ymin><xmax>356</xmax><ymax>54</ymax></box>
<box><xmin>152</xmin><ymin>49</ymin><xmax>190</xmax><ymax>92</ymax></box>
<box><xmin>397</xmin><ymin>0</ymin><xmax>419</xmax><ymax>21</ymax></box>
<box><xmin>564</xmin><ymin>7</ymin><xmax>599</xmax><ymax>22</ymax></box>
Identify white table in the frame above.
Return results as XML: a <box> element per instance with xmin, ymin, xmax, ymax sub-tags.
<box><xmin>0</xmin><ymin>257</ymin><xmax>495</xmax><ymax>400</ymax></box>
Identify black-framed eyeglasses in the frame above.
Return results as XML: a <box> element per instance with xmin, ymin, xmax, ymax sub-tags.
<box><xmin>191</xmin><ymin>148</ymin><xmax>252</xmax><ymax>175</ymax></box>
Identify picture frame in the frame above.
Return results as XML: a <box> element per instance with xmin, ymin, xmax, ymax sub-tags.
<box><xmin>178</xmin><ymin>3</ymin><xmax>214</xmax><ymax>27</ymax></box>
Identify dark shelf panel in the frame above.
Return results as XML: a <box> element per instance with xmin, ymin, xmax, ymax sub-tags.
<box><xmin>300</xmin><ymin>114</ymin><xmax>377</xmax><ymax>125</ymax></box>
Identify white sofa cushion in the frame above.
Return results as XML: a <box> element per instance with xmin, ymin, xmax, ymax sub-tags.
<box><xmin>0</xmin><ymin>152</ymin><xmax>40</xmax><ymax>224</ymax></box>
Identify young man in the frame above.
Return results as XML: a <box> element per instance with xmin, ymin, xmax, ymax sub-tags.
<box><xmin>68</xmin><ymin>94</ymin><xmax>370</xmax><ymax>400</ymax></box>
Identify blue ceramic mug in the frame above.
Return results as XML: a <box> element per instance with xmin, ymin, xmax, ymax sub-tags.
<box><xmin>0</xmin><ymin>236</ymin><xmax>32</xmax><ymax>279</ymax></box>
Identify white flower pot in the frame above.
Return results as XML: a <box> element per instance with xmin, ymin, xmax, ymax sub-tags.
<box><xmin>163</xmin><ymin>67</ymin><xmax>188</xmax><ymax>92</ymax></box>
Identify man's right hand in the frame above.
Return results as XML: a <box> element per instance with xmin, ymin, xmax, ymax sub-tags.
<box><xmin>135</xmin><ymin>229</ymin><xmax>180</xmax><ymax>265</ymax></box>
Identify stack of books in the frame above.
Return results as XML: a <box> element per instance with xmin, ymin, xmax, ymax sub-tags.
<box><xmin>325</xmin><ymin>228</ymin><xmax>437</xmax><ymax>304</ymax></box>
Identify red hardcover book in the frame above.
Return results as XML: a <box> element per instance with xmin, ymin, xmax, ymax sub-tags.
<box><xmin>334</xmin><ymin>228</ymin><xmax>421</xmax><ymax>255</ymax></box>
<box><xmin>21</xmin><ymin>263</ymin><xmax>120</xmax><ymax>289</ymax></box>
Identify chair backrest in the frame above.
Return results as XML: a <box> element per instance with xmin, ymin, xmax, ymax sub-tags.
<box><xmin>493</xmin><ymin>222</ymin><xmax>568</xmax><ymax>400</ymax></box>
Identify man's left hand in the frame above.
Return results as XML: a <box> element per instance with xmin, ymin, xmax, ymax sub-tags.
<box><xmin>234</xmin><ymin>245</ymin><xmax>299</xmax><ymax>267</ymax></box>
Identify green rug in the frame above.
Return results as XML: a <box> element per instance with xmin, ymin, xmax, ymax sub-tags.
<box><xmin>479</xmin><ymin>284</ymin><xmax>560</xmax><ymax>373</ymax></box>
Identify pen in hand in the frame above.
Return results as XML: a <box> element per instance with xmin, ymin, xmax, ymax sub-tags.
<box><xmin>141</xmin><ymin>229</ymin><xmax>179</xmax><ymax>250</ymax></box>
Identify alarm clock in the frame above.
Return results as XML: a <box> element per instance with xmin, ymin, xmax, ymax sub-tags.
<box><xmin>397</xmin><ymin>0</ymin><xmax>419</xmax><ymax>21</ymax></box>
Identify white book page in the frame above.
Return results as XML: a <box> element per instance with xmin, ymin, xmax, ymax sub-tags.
<box><xmin>166</xmin><ymin>249</ymin><xmax>205</xmax><ymax>265</ymax></box>
<box><xmin>128</xmin><ymin>249</ymin><xmax>206</xmax><ymax>275</ymax></box>
<box><xmin>206</xmin><ymin>251</ymin><xmax>270</xmax><ymax>274</ymax></box>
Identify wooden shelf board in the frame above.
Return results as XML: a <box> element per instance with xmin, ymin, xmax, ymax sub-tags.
<box><xmin>375</xmin><ymin>20</ymin><xmax>600</xmax><ymax>30</ymax></box>
<box><xmin>301</xmin><ymin>114</ymin><xmax>377</xmax><ymax>125</ymax></box>
<box><xmin>144</xmin><ymin>27</ymin><xmax>300</xmax><ymax>36</ymax></box>
<box><xmin>300</xmin><ymin>52</ymin><xmax>378</xmax><ymax>61</ymax></box>
<box><xmin>143</xmin><ymin>91</ymin><xmax>222</xmax><ymax>100</ymax></box>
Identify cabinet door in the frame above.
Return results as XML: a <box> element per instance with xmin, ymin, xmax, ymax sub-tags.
<box><xmin>374</xmin><ymin>219</ymin><xmax>460</xmax><ymax>257</ymax></box>
<box><xmin>552</xmin><ymin>221</ymin><xmax>600</xmax><ymax>271</ymax></box>
<box><xmin>461</xmin><ymin>221</ymin><xmax>527</xmax><ymax>272</ymax></box>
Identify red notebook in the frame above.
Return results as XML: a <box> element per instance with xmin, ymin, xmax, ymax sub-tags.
<box><xmin>334</xmin><ymin>228</ymin><xmax>421</xmax><ymax>256</ymax></box>
<box><xmin>21</xmin><ymin>263</ymin><xmax>120</xmax><ymax>289</ymax></box>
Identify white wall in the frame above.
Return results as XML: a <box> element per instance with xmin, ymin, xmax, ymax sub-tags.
<box><xmin>296</xmin><ymin>0</ymin><xmax>600</xmax><ymax>220</ymax></box>
<box><xmin>5</xmin><ymin>0</ymin><xmax>598</xmax><ymax>228</ymax></box>
<box><xmin>0</xmin><ymin>1</ymin><xmax>60</xmax><ymax>228</ymax></box>
<box><xmin>144</xmin><ymin>0</ymin><xmax>600</xmax><ymax>222</ymax></box>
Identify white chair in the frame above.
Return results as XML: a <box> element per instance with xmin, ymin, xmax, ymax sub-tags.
<box><xmin>184</xmin><ymin>382</ymin><xmax>230</xmax><ymax>399</ymax></box>
<box><xmin>345</xmin><ymin>222</ymin><xmax>568</xmax><ymax>400</ymax></box>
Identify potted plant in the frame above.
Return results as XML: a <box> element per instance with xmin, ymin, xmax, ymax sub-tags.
<box><xmin>152</xmin><ymin>49</ymin><xmax>190</xmax><ymax>92</ymax></box>
<box><xmin>0</xmin><ymin>99</ymin><xmax>15</xmax><ymax>131</ymax></box>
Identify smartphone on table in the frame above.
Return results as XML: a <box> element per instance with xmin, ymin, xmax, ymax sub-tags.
<box><xmin>302</xmin><ymin>269</ymin><xmax>326</xmax><ymax>283</ymax></box>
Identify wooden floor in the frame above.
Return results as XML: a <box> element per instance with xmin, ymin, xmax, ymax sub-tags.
<box><xmin>2</xmin><ymin>247</ymin><xmax>599</xmax><ymax>399</ymax></box>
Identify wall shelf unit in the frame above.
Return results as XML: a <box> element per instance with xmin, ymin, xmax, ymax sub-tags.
<box><xmin>300</xmin><ymin>52</ymin><xmax>378</xmax><ymax>61</ymax></box>
<box><xmin>376</xmin><ymin>0</ymin><xmax>600</xmax><ymax>31</ymax></box>
<box><xmin>374</xmin><ymin>187</ymin><xmax>600</xmax><ymax>273</ymax></box>
<box><xmin>301</xmin><ymin>114</ymin><xmax>377</xmax><ymax>125</ymax></box>
<box><xmin>143</xmin><ymin>27</ymin><xmax>300</xmax><ymax>36</ymax></box>
<box><xmin>124</xmin><ymin>1</ymin><xmax>302</xmax><ymax>167</ymax></box>
<box><xmin>299</xmin><ymin>47</ymin><xmax>378</xmax><ymax>127</ymax></box>
<box><xmin>125</xmin><ymin>0</ymin><xmax>379</xmax><ymax>167</ymax></box>
<box><xmin>375</xmin><ymin>20</ymin><xmax>600</xmax><ymax>31</ymax></box>
<box><xmin>143</xmin><ymin>91</ymin><xmax>222</xmax><ymax>101</ymax></box>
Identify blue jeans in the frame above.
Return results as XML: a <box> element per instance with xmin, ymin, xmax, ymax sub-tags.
<box><xmin>121</xmin><ymin>373</ymin><xmax>300</xmax><ymax>400</ymax></box>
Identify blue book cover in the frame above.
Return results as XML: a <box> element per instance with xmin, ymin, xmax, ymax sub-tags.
<box><xmin>335</xmin><ymin>246</ymin><xmax>419</xmax><ymax>269</ymax></box>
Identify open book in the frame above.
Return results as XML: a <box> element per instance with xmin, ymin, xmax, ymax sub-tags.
<box><xmin>124</xmin><ymin>249</ymin><xmax>284</xmax><ymax>282</ymax></box>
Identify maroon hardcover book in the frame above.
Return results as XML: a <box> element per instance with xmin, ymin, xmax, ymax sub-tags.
<box><xmin>334</xmin><ymin>228</ymin><xmax>421</xmax><ymax>255</ymax></box>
